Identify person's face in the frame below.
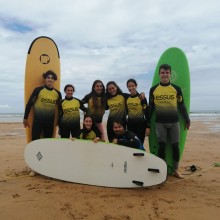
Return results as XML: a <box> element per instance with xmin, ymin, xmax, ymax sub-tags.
<box><xmin>45</xmin><ymin>74</ymin><xmax>55</xmax><ymax>87</ymax></box>
<box><xmin>107</xmin><ymin>84</ymin><xmax>117</xmax><ymax>96</ymax></box>
<box><xmin>159</xmin><ymin>68</ymin><xmax>171</xmax><ymax>84</ymax></box>
<box><xmin>94</xmin><ymin>82</ymin><xmax>103</xmax><ymax>95</ymax></box>
<box><xmin>113</xmin><ymin>123</ymin><xmax>124</xmax><ymax>136</ymax></box>
<box><xmin>65</xmin><ymin>87</ymin><xmax>74</xmax><ymax>98</ymax></box>
<box><xmin>127</xmin><ymin>82</ymin><xmax>137</xmax><ymax>95</ymax></box>
<box><xmin>84</xmin><ymin>117</ymin><xmax>93</xmax><ymax>130</ymax></box>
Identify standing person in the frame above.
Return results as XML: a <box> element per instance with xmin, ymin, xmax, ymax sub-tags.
<box><xmin>149</xmin><ymin>64</ymin><xmax>190</xmax><ymax>178</ymax></box>
<box><xmin>59</xmin><ymin>84</ymin><xmax>87</xmax><ymax>138</ymax></box>
<box><xmin>105</xmin><ymin>81</ymin><xmax>127</xmax><ymax>142</ymax></box>
<box><xmin>126</xmin><ymin>79</ymin><xmax>150</xmax><ymax>145</ymax></box>
<box><xmin>76</xmin><ymin>114</ymin><xmax>101</xmax><ymax>143</ymax></box>
<box><xmin>105</xmin><ymin>81</ymin><xmax>146</xmax><ymax>142</ymax></box>
<box><xmin>112</xmin><ymin>120</ymin><xmax>144</xmax><ymax>150</ymax></box>
<box><xmin>23</xmin><ymin>70</ymin><xmax>62</xmax><ymax>176</ymax></box>
<box><xmin>82</xmin><ymin>80</ymin><xmax>106</xmax><ymax>141</ymax></box>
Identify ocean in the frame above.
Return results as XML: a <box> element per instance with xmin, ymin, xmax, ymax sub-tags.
<box><xmin>1</xmin><ymin>112</ymin><xmax>220</xmax><ymax>123</ymax></box>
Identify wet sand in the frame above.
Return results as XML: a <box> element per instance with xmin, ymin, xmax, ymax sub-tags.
<box><xmin>0</xmin><ymin>120</ymin><xmax>220</xmax><ymax>220</ymax></box>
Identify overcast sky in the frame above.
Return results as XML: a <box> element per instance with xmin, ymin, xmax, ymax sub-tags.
<box><xmin>0</xmin><ymin>0</ymin><xmax>220</xmax><ymax>113</ymax></box>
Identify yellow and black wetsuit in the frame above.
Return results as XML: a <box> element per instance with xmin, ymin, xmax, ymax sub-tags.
<box><xmin>126</xmin><ymin>92</ymin><xmax>150</xmax><ymax>144</ymax></box>
<box><xmin>106</xmin><ymin>93</ymin><xmax>128</xmax><ymax>142</ymax></box>
<box><xmin>149</xmin><ymin>82</ymin><xmax>190</xmax><ymax>169</ymax></box>
<box><xmin>149</xmin><ymin>82</ymin><xmax>189</xmax><ymax>123</ymax></box>
<box><xmin>82</xmin><ymin>93</ymin><xmax>105</xmax><ymax>123</ymax></box>
<box><xmin>59</xmin><ymin>97</ymin><xmax>87</xmax><ymax>138</ymax></box>
<box><xmin>77</xmin><ymin>128</ymin><xmax>101</xmax><ymax>140</ymax></box>
<box><xmin>24</xmin><ymin>85</ymin><xmax>62</xmax><ymax>140</ymax></box>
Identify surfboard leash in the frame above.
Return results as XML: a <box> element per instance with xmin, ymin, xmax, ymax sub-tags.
<box><xmin>166</xmin><ymin>163</ymin><xmax>218</xmax><ymax>184</ymax></box>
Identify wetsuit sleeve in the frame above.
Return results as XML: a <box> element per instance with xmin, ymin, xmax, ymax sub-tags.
<box><xmin>141</xmin><ymin>98</ymin><xmax>150</xmax><ymax>128</ymax></box>
<box><xmin>81</xmin><ymin>94</ymin><xmax>90</xmax><ymax>104</ymax></box>
<box><xmin>117</xmin><ymin>131</ymin><xmax>141</xmax><ymax>149</ymax></box>
<box><xmin>175</xmin><ymin>86</ymin><xmax>190</xmax><ymax>123</ymax></box>
<box><xmin>75</xmin><ymin>98</ymin><xmax>88</xmax><ymax>113</ymax></box>
<box><xmin>58</xmin><ymin>99</ymin><xmax>64</xmax><ymax>126</ymax></box>
<box><xmin>122</xmin><ymin>93</ymin><xmax>129</xmax><ymax>100</ymax></box>
<box><xmin>105</xmin><ymin>99</ymin><xmax>109</xmax><ymax>110</ymax></box>
<box><xmin>23</xmin><ymin>87</ymin><xmax>41</xmax><ymax>119</ymax></box>
<box><xmin>94</xmin><ymin>128</ymin><xmax>101</xmax><ymax>139</ymax></box>
<box><xmin>148</xmin><ymin>86</ymin><xmax>156</xmax><ymax>119</ymax></box>
<box><xmin>76</xmin><ymin>130</ymin><xmax>83</xmax><ymax>139</ymax></box>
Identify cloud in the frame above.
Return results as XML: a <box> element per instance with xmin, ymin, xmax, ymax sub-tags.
<box><xmin>0</xmin><ymin>0</ymin><xmax>220</xmax><ymax>113</ymax></box>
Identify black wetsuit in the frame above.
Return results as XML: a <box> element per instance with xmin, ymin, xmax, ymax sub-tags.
<box><xmin>106</xmin><ymin>93</ymin><xmax>128</xmax><ymax>142</ymax></box>
<box><xmin>24</xmin><ymin>85</ymin><xmax>62</xmax><ymax>141</ymax></box>
<box><xmin>149</xmin><ymin>82</ymin><xmax>190</xmax><ymax>170</ymax></box>
<box><xmin>59</xmin><ymin>96</ymin><xmax>87</xmax><ymax>138</ymax></box>
<box><xmin>126</xmin><ymin>92</ymin><xmax>150</xmax><ymax>144</ymax></box>
<box><xmin>77</xmin><ymin>128</ymin><xmax>101</xmax><ymax>140</ymax></box>
<box><xmin>113</xmin><ymin>130</ymin><xmax>144</xmax><ymax>150</ymax></box>
<box><xmin>82</xmin><ymin>93</ymin><xmax>105</xmax><ymax>123</ymax></box>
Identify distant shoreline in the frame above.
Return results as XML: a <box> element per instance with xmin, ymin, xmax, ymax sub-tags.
<box><xmin>1</xmin><ymin>112</ymin><xmax>220</xmax><ymax>123</ymax></box>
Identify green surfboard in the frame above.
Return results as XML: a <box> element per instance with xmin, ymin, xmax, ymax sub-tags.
<box><xmin>149</xmin><ymin>47</ymin><xmax>190</xmax><ymax>175</ymax></box>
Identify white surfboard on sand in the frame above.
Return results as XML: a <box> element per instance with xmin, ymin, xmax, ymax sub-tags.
<box><xmin>24</xmin><ymin>139</ymin><xmax>167</xmax><ymax>188</ymax></box>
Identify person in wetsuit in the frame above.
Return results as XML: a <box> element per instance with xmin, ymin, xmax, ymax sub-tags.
<box><xmin>112</xmin><ymin>119</ymin><xmax>144</xmax><ymax>150</ymax></box>
<box><xmin>23</xmin><ymin>70</ymin><xmax>62</xmax><ymax>140</ymax></box>
<box><xmin>23</xmin><ymin>70</ymin><xmax>62</xmax><ymax>176</ymax></box>
<box><xmin>59</xmin><ymin>84</ymin><xmax>87</xmax><ymax>138</ymax></box>
<box><xmin>149</xmin><ymin>64</ymin><xmax>190</xmax><ymax>178</ymax></box>
<box><xmin>105</xmin><ymin>81</ymin><xmax>127</xmax><ymax>142</ymax></box>
<box><xmin>76</xmin><ymin>114</ymin><xmax>101</xmax><ymax>143</ymax></box>
<box><xmin>105</xmin><ymin>81</ymin><xmax>146</xmax><ymax>142</ymax></box>
<box><xmin>82</xmin><ymin>80</ymin><xmax>106</xmax><ymax>141</ymax></box>
<box><xmin>126</xmin><ymin>79</ymin><xmax>150</xmax><ymax>145</ymax></box>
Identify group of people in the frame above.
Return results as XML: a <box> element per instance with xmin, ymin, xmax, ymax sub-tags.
<box><xmin>23</xmin><ymin>64</ymin><xmax>190</xmax><ymax>178</ymax></box>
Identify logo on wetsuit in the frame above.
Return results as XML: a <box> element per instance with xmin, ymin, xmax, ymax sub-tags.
<box><xmin>41</xmin><ymin>98</ymin><xmax>56</xmax><ymax>104</ymax></box>
<box><xmin>63</xmin><ymin>107</ymin><xmax>79</xmax><ymax>113</ymax></box>
<box><xmin>155</xmin><ymin>95</ymin><xmax>175</xmax><ymax>100</ymax></box>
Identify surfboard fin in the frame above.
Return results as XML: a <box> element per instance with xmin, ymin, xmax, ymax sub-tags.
<box><xmin>132</xmin><ymin>180</ymin><xmax>144</xmax><ymax>186</ymax></box>
<box><xmin>148</xmin><ymin>168</ymin><xmax>160</xmax><ymax>173</ymax></box>
<box><xmin>133</xmin><ymin>153</ymin><xmax>145</xmax><ymax>156</ymax></box>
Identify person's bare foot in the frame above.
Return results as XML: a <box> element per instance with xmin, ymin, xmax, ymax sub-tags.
<box><xmin>173</xmin><ymin>170</ymin><xmax>184</xmax><ymax>179</ymax></box>
<box><xmin>29</xmin><ymin>170</ymin><xmax>36</xmax><ymax>177</ymax></box>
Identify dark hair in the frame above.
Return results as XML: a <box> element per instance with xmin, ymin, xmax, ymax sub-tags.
<box><xmin>159</xmin><ymin>64</ymin><xmax>171</xmax><ymax>73</ymax></box>
<box><xmin>126</xmin><ymin>79</ymin><xmax>137</xmax><ymax>87</ymax></box>
<box><xmin>112</xmin><ymin>119</ymin><xmax>125</xmax><ymax>129</ymax></box>
<box><xmin>106</xmin><ymin>81</ymin><xmax>123</xmax><ymax>98</ymax></box>
<box><xmin>64</xmin><ymin>84</ymin><xmax>75</xmax><ymax>92</ymax></box>
<box><xmin>91</xmin><ymin>80</ymin><xmax>106</xmax><ymax>107</ymax></box>
<box><xmin>42</xmin><ymin>70</ymin><xmax>58</xmax><ymax>80</ymax></box>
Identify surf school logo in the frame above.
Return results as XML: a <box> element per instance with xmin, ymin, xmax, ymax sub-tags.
<box><xmin>171</xmin><ymin>70</ymin><xmax>178</xmax><ymax>83</ymax></box>
<box><xmin>40</xmin><ymin>54</ymin><xmax>50</xmax><ymax>64</ymax></box>
<box><xmin>36</xmin><ymin>151</ymin><xmax>43</xmax><ymax>161</ymax></box>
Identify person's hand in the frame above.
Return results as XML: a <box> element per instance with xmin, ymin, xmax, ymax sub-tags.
<box><xmin>145</xmin><ymin>128</ymin><xmax>150</xmax><ymax>136</ymax></box>
<box><xmin>139</xmin><ymin>92</ymin><xmax>145</xmax><ymax>100</ymax></box>
<box><xmin>185</xmin><ymin>121</ymin><xmax>190</xmax><ymax>130</ymax></box>
<box><xmin>93</xmin><ymin>137</ymin><xmax>100</xmax><ymax>143</ymax></box>
<box><xmin>112</xmin><ymin>139</ymin><xmax>118</xmax><ymax>144</ymax></box>
<box><xmin>23</xmin><ymin>119</ymin><xmax>29</xmax><ymax>128</ymax></box>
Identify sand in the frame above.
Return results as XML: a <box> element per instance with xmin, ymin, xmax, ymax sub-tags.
<box><xmin>0</xmin><ymin>120</ymin><xmax>220</xmax><ymax>220</ymax></box>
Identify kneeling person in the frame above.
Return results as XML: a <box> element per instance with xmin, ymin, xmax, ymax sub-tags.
<box><xmin>77</xmin><ymin>114</ymin><xmax>101</xmax><ymax>143</ymax></box>
<box><xmin>112</xmin><ymin>120</ymin><xmax>145</xmax><ymax>150</ymax></box>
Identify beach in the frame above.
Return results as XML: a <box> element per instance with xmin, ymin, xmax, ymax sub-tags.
<box><xmin>0</xmin><ymin>119</ymin><xmax>220</xmax><ymax>220</ymax></box>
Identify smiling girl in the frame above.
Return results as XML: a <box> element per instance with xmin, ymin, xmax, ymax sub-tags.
<box><xmin>77</xmin><ymin>114</ymin><xmax>101</xmax><ymax>143</ymax></box>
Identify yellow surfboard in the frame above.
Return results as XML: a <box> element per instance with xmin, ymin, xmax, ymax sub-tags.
<box><xmin>24</xmin><ymin>36</ymin><xmax>60</xmax><ymax>143</ymax></box>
